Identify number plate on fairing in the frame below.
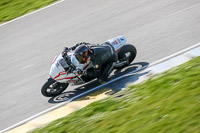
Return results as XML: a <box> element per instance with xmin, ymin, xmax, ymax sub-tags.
<box><xmin>106</xmin><ymin>36</ymin><xmax>127</xmax><ymax>52</ymax></box>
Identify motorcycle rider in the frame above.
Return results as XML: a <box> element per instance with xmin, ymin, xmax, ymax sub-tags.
<box><xmin>62</xmin><ymin>42</ymin><xmax>118</xmax><ymax>84</ymax></box>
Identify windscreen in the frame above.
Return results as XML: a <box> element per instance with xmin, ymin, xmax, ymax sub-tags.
<box><xmin>58</xmin><ymin>57</ymin><xmax>69</xmax><ymax>69</ymax></box>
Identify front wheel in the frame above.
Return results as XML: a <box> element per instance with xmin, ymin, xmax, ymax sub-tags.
<box><xmin>41</xmin><ymin>78</ymin><xmax>69</xmax><ymax>97</ymax></box>
<box><xmin>117</xmin><ymin>44</ymin><xmax>137</xmax><ymax>69</ymax></box>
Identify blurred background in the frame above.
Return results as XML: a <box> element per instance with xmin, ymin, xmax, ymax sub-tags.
<box><xmin>0</xmin><ymin>0</ymin><xmax>200</xmax><ymax>132</ymax></box>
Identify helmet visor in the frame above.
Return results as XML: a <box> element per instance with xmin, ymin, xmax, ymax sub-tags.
<box><xmin>76</xmin><ymin>54</ymin><xmax>86</xmax><ymax>64</ymax></box>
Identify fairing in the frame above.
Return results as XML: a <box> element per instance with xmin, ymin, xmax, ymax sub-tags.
<box><xmin>106</xmin><ymin>36</ymin><xmax>127</xmax><ymax>52</ymax></box>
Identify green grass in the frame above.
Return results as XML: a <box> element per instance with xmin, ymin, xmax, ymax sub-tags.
<box><xmin>0</xmin><ymin>0</ymin><xmax>57</xmax><ymax>23</ymax></box>
<box><xmin>31</xmin><ymin>57</ymin><xmax>200</xmax><ymax>133</ymax></box>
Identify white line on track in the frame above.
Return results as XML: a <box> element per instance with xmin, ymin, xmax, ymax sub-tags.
<box><xmin>0</xmin><ymin>0</ymin><xmax>65</xmax><ymax>27</ymax></box>
<box><xmin>1</xmin><ymin>42</ymin><xmax>200</xmax><ymax>133</ymax></box>
<box><xmin>1</xmin><ymin>65</ymin><xmax>148</xmax><ymax>133</ymax></box>
<box><xmin>150</xmin><ymin>43</ymin><xmax>200</xmax><ymax>67</ymax></box>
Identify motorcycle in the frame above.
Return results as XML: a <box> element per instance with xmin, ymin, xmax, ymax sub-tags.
<box><xmin>41</xmin><ymin>36</ymin><xmax>137</xmax><ymax>97</ymax></box>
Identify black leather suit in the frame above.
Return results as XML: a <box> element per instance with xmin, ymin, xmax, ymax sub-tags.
<box><xmin>64</xmin><ymin>42</ymin><xmax>118</xmax><ymax>82</ymax></box>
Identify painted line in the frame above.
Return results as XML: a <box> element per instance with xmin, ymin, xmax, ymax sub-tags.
<box><xmin>150</xmin><ymin>43</ymin><xmax>200</xmax><ymax>67</ymax></box>
<box><xmin>0</xmin><ymin>0</ymin><xmax>65</xmax><ymax>27</ymax></box>
<box><xmin>1</xmin><ymin>42</ymin><xmax>200</xmax><ymax>133</ymax></box>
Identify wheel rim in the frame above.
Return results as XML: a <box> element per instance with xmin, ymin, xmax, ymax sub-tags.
<box><xmin>125</xmin><ymin>52</ymin><xmax>131</xmax><ymax>58</ymax></box>
<box><xmin>120</xmin><ymin>52</ymin><xmax>132</xmax><ymax>62</ymax></box>
<box><xmin>46</xmin><ymin>82</ymin><xmax>66</xmax><ymax>95</ymax></box>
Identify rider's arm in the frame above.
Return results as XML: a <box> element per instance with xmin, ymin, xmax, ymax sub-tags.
<box><xmin>92</xmin><ymin>46</ymin><xmax>114</xmax><ymax>78</ymax></box>
<box><xmin>90</xmin><ymin>49</ymin><xmax>107</xmax><ymax>78</ymax></box>
<box><xmin>93</xmin><ymin>62</ymin><xmax>102</xmax><ymax>78</ymax></box>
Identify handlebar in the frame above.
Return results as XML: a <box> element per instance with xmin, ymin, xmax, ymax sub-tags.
<box><xmin>62</xmin><ymin>54</ymin><xmax>77</xmax><ymax>73</ymax></box>
<box><xmin>62</xmin><ymin>54</ymin><xmax>85</xmax><ymax>82</ymax></box>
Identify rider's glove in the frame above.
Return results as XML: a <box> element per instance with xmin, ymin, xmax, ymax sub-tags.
<box><xmin>64</xmin><ymin>47</ymin><xmax>69</xmax><ymax>51</ymax></box>
<box><xmin>62</xmin><ymin>47</ymin><xmax>73</xmax><ymax>57</ymax></box>
<box><xmin>64</xmin><ymin>47</ymin><xmax>72</xmax><ymax>51</ymax></box>
<box><xmin>62</xmin><ymin>47</ymin><xmax>68</xmax><ymax>55</ymax></box>
<box><xmin>62</xmin><ymin>52</ymin><xmax>66</xmax><ymax>57</ymax></box>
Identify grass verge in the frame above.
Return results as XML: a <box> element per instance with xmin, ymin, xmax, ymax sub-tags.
<box><xmin>30</xmin><ymin>57</ymin><xmax>200</xmax><ymax>133</ymax></box>
<box><xmin>0</xmin><ymin>0</ymin><xmax>57</xmax><ymax>24</ymax></box>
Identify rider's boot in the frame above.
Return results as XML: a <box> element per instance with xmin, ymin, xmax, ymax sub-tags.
<box><xmin>98</xmin><ymin>62</ymin><xmax>114</xmax><ymax>84</ymax></box>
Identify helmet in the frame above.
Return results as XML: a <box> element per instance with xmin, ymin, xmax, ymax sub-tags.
<box><xmin>74</xmin><ymin>45</ymin><xmax>89</xmax><ymax>64</ymax></box>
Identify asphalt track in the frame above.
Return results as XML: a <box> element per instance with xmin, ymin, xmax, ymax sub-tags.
<box><xmin>1</xmin><ymin>0</ymin><xmax>200</xmax><ymax>131</ymax></box>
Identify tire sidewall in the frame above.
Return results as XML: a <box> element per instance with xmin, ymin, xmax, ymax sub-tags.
<box><xmin>117</xmin><ymin>44</ymin><xmax>137</xmax><ymax>68</ymax></box>
<box><xmin>41</xmin><ymin>78</ymin><xmax>68</xmax><ymax>97</ymax></box>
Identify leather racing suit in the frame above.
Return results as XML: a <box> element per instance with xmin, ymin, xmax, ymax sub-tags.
<box><xmin>62</xmin><ymin>42</ymin><xmax>118</xmax><ymax>83</ymax></box>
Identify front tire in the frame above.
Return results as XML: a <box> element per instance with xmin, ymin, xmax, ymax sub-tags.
<box><xmin>41</xmin><ymin>78</ymin><xmax>68</xmax><ymax>97</ymax></box>
<box><xmin>117</xmin><ymin>44</ymin><xmax>137</xmax><ymax>68</ymax></box>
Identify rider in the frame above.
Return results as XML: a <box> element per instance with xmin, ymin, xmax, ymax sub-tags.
<box><xmin>62</xmin><ymin>42</ymin><xmax>118</xmax><ymax>84</ymax></box>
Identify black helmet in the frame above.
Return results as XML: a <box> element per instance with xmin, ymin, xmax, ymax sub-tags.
<box><xmin>74</xmin><ymin>45</ymin><xmax>89</xmax><ymax>64</ymax></box>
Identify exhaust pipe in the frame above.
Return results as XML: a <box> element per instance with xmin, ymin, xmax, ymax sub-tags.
<box><xmin>113</xmin><ymin>61</ymin><xmax>128</xmax><ymax>68</ymax></box>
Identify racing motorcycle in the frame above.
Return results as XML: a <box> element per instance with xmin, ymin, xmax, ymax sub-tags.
<box><xmin>41</xmin><ymin>36</ymin><xmax>137</xmax><ymax>97</ymax></box>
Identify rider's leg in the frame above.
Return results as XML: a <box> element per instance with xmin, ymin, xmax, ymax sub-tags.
<box><xmin>98</xmin><ymin>62</ymin><xmax>114</xmax><ymax>83</ymax></box>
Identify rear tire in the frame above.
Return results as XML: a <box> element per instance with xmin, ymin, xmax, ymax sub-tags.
<box><xmin>117</xmin><ymin>44</ymin><xmax>137</xmax><ymax>69</ymax></box>
<box><xmin>41</xmin><ymin>78</ymin><xmax>68</xmax><ymax>97</ymax></box>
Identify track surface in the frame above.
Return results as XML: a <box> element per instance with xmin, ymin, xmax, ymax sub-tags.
<box><xmin>1</xmin><ymin>0</ymin><xmax>200</xmax><ymax>130</ymax></box>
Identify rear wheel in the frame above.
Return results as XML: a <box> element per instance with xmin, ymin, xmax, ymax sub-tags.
<box><xmin>41</xmin><ymin>78</ymin><xmax>68</xmax><ymax>97</ymax></box>
<box><xmin>117</xmin><ymin>44</ymin><xmax>137</xmax><ymax>69</ymax></box>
